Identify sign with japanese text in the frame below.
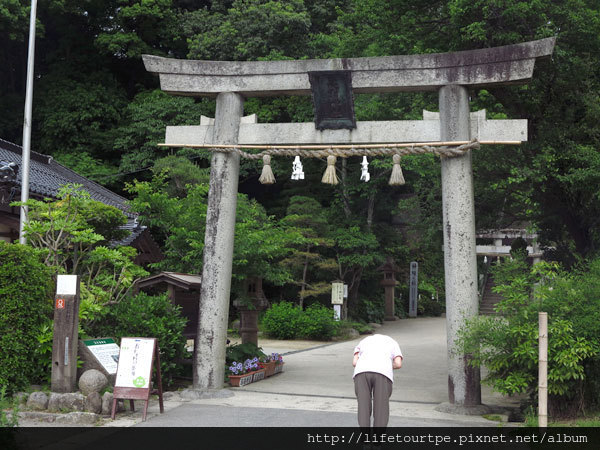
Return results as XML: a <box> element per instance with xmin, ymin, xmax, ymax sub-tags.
<box><xmin>409</xmin><ymin>261</ymin><xmax>418</xmax><ymax>318</ymax></box>
<box><xmin>115</xmin><ymin>338</ymin><xmax>155</xmax><ymax>389</ymax></box>
<box><xmin>331</xmin><ymin>282</ymin><xmax>344</xmax><ymax>305</ymax></box>
<box><xmin>83</xmin><ymin>338</ymin><xmax>120</xmax><ymax>375</ymax></box>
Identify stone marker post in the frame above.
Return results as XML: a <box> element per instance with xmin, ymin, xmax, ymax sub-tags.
<box><xmin>194</xmin><ymin>92</ymin><xmax>244</xmax><ymax>391</ymax></box>
<box><xmin>378</xmin><ymin>257</ymin><xmax>399</xmax><ymax>321</ymax></box>
<box><xmin>51</xmin><ymin>275</ymin><xmax>80</xmax><ymax>393</ymax></box>
<box><xmin>439</xmin><ymin>85</ymin><xmax>482</xmax><ymax>410</ymax></box>
<box><xmin>409</xmin><ymin>261</ymin><xmax>419</xmax><ymax>318</ymax></box>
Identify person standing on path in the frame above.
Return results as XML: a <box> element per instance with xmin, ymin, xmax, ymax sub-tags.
<box><xmin>352</xmin><ymin>334</ymin><xmax>403</xmax><ymax>428</ymax></box>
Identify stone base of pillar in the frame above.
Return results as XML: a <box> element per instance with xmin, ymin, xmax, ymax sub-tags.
<box><xmin>384</xmin><ymin>316</ymin><xmax>398</xmax><ymax>321</ymax></box>
<box><xmin>435</xmin><ymin>402</ymin><xmax>491</xmax><ymax>416</ymax></box>
<box><xmin>180</xmin><ymin>388</ymin><xmax>234</xmax><ymax>400</ymax></box>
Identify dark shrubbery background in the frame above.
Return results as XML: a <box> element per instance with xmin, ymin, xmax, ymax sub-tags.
<box><xmin>85</xmin><ymin>292</ymin><xmax>188</xmax><ymax>387</ymax></box>
<box><xmin>0</xmin><ymin>243</ymin><xmax>53</xmax><ymax>393</ymax></box>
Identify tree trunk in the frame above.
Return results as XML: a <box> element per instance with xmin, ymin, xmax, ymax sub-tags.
<box><xmin>299</xmin><ymin>245</ymin><xmax>310</xmax><ymax>309</ymax></box>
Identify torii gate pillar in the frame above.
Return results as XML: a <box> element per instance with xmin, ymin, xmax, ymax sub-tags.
<box><xmin>438</xmin><ymin>85</ymin><xmax>484</xmax><ymax>413</ymax></box>
<box><xmin>194</xmin><ymin>92</ymin><xmax>244</xmax><ymax>390</ymax></box>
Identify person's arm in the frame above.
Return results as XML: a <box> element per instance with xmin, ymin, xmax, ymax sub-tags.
<box><xmin>392</xmin><ymin>355</ymin><xmax>402</xmax><ymax>369</ymax></box>
<box><xmin>353</xmin><ymin>352</ymin><xmax>360</xmax><ymax>367</ymax></box>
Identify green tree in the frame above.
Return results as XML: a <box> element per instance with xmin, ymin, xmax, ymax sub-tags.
<box><xmin>128</xmin><ymin>161</ymin><xmax>305</xmax><ymax>297</ymax></box>
<box><xmin>185</xmin><ymin>0</ymin><xmax>312</xmax><ymax>61</ymax></box>
<box><xmin>280</xmin><ymin>196</ymin><xmax>335</xmax><ymax>306</ymax></box>
<box><xmin>113</xmin><ymin>90</ymin><xmax>215</xmax><ymax>177</ymax></box>
<box><xmin>17</xmin><ymin>184</ymin><xmax>147</xmax><ymax>305</ymax></box>
<box><xmin>458</xmin><ymin>260</ymin><xmax>600</xmax><ymax>416</ymax></box>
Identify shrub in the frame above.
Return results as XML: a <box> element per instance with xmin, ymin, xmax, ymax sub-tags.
<box><xmin>458</xmin><ymin>260</ymin><xmax>600</xmax><ymax>417</ymax></box>
<box><xmin>225</xmin><ymin>342</ymin><xmax>266</xmax><ymax>367</ymax></box>
<box><xmin>297</xmin><ymin>303</ymin><xmax>338</xmax><ymax>340</ymax></box>
<box><xmin>0</xmin><ymin>243</ymin><xmax>53</xmax><ymax>393</ymax></box>
<box><xmin>262</xmin><ymin>301</ymin><xmax>339</xmax><ymax>340</ymax></box>
<box><xmin>417</xmin><ymin>295</ymin><xmax>444</xmax><ymax>317</ymax></box>
<box><xmin>85</xmin><ymin>292</ymin><xmax>187</xmax><ymax>387</ymax></box>
<box><xmin>352</xmin><ymin>297</ymin><xmax>385</xmax><ymax>323</ymax></box>
<box><xmin>261</xmin><ymin>301</ymin><xmax>302</xmax><ymax>339</ymax></box>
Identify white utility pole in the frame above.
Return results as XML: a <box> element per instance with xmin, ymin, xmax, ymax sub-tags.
<box><xmin>19</xmin><ymin>0</ymin><xmax>38</xmax><ymax>244</ymax></box>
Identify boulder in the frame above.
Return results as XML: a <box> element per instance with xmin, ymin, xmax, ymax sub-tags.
<box><xmin>26</xmin><ymin>392</ymin><xmax>48</xmax><ymax>411</ymax></box>
<box><xmin>85</xmin><ymin>392</ymin><xmax>102</xmax><ymax>414</ymax></box>
<box><xmin>14</xmin><ymin>392</ymin><xmax>29</xmax><ymax>404</ymax></box>
<box><xmin>101</xmin><ymin>392</ymin><xmax>124</xmax><ymax>415</ymax></box>
<box><xmin>48</xmin><ymin>392</ymin><xmax>85</xmax><ymax>412</ymax></box>
<box><xmin>55</xmin><ymin>412</ymin><xmax>99</xmax><ymax>425</ymax></box>
<box><xmin>347</xmin><ymin>328</ymin><xmax>360</xmax><ymax>339</ymax></box>
<box><xmin>47</xmin><ymin>393</ymin><xmax>61</xmax><ymax>412</ymax></box>
<box><xmin>78</xmin><ymin>369</ymin><xmax>108</xmax><ymax>395</ymax></box>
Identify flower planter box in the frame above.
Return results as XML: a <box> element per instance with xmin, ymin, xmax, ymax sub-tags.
<box><xmin>228</xmin><ymin>372</ymin><xmax>254</xmax><ymax>387</ymax></box>
<box><xmin>274</xmin><ymin>362</ymin><xmax>284</xmax><ymax>374</ymax></box>
<box><xmin>228</xmin><ymin>369</ymin><xmax>266</xmax><ymax>387</ymax></box>
<box><xmin>261</xmin><ymin>361</ymin><xmax>276</xmax><ymax>377</ymax></box>
<box><xmin>252</xmin><ymin>368</ymin><xmax>266</xmax><ymax>382</ymax></box>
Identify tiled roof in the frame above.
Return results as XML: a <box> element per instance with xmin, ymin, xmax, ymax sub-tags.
<box><xmin>113</xmin><ymin>218</ymin><xmax>147</xmax><ymax>247</ymax></box>
<box><xmin>0</xmin><ymin>138</ymin><xmax>131</xmax><ymax>216</ymax></box>
<box><xmin>0</xmin><ymin>138</ymin><xmax>151</xmax><ymax>248</ymax></box>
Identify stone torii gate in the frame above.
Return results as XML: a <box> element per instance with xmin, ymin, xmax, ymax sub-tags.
<box><xmin>143</xmin><ymin>37</ymin><xmax>555</xmax><ymax>411</ymax></box>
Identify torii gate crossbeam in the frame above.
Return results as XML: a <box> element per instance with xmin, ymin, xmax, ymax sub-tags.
<box><xmin>143</xmin><ymin>38</ymin><xmax>555</xmax><ymax>413</ymax></box>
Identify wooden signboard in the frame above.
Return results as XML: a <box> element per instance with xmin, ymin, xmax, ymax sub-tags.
<box><xmin>51</xmin><ymin>275</ymin><xmax>80</xmax><ymax>393</ymax></box>
<box><xmin>111</xmin><ymin>337</ymin><xmax>164</xmax><ymax>422</ymax></box>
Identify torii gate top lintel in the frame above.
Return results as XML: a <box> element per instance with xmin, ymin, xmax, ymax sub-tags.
<box><xmin>143</xmin><ymin>37</ymin><xmax>555</xmax><ymax>97</ymax></box>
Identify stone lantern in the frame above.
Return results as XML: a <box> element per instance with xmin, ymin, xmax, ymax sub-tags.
<box><xmin>378</xmin><ymin>257</ymin><xmax>399</xmax><ymax>321</ymax></box>
<box><xmin>233</xmin><ymin>277</ymin><xmax>269</xmax><ymax>345</ymax></box>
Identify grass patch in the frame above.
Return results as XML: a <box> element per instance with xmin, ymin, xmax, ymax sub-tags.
<box><xmin>0</xmin><ymin>386</ymin><xmax>19</xmax><ymax>427</ymax></box>
<box><xmin>524</xmin><ymin>413</ymin><xmax>600</xmax><ymax>427</ymax></box>
<box><xmin>482</xmin><ymin>414</ymin><xmax>504</xmax><ymax>422</ymax></box>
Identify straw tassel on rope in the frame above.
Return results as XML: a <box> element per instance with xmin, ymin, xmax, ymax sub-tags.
<box><xmin>389</xmin><ymin>154</ymin><xmax>405</xmax><ymax>185</ymax></box>
<box><xmin>258</xmin><ymin>154</ymin><xmax>276</xmax><ymax>184</ymax></box>
<box><xmin>321</xmin><ymin>155</ymin><xmax>338</xmax><ymax>185</ymax></box>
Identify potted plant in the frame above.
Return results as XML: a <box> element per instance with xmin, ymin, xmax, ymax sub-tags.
<box><xmin>260</xmin><ymin>353</ymin><xmax>284</xmax><ymax>377</ymax></box>
<box><xmin>273</xmin><ymin>353</ymin><xmax>284</xmax><ymax>374</ymax></box>
<box><xmin>227</xmin><ymin>357</ymin><xmax>265</xmax><ymax>387</ymax></box>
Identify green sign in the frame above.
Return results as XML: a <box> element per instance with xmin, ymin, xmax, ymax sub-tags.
<box><xmin>83</xmin><ymin>338</ymin><xmax>116</xmax><ymax>347</ymax></box>
<box><xmin>83</xmin><ymin>337</ymin><xmax>120</xmax><ymax>374</ymax></box>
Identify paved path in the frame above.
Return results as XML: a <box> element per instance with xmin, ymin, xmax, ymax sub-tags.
<box><xmin>16</xmin><ymin>316</ymin><xmax>520</xmax><ymax>429</ymax></box>
<box><xmin>101</xmin><ymin>316</ymin><xmax>520</xmax><ymax>428</ymax></box>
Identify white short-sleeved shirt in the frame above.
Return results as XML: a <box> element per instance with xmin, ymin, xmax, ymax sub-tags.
<box><xmin>352</xmin><ymin>334</ymin><xmax>403</xmax><ymax>383</ymax></box>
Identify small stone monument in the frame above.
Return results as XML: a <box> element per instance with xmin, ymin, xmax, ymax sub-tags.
<box><xmin>233</xmin><ymin>277</ymin><xmax>269</xmax><ymax>345</ymax></box>
<box><xmin>378</xmin><ymin>257</ymin><xmax>400</xmax><ymax>321</ymax></box>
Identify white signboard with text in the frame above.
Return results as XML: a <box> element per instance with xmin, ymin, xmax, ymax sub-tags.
<box><xmin>331</xmin><ymin>282</ymin><xmax>344</xmax><ymax>305</ymax></box>
<box><xmin>115</xmin><ymin>338</ymin><xmax>155</xmax><ymax>389</ymax></box>
<box><xmin>83</xmin><ymin>338</ymin><xmax>120</xmax><ymax>375</ymax></box>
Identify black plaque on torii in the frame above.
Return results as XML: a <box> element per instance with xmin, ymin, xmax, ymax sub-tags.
<box><xmin>308</xmin><ymin>70</ymin><xmax>356</xmax><ymax>130</ymax></box>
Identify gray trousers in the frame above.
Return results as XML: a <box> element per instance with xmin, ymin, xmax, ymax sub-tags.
<box><xmin>354</xmin><ymin>371</ymin><xmax>393</xmax><ymax>428</ymax></box>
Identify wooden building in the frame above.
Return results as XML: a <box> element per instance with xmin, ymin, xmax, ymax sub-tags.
<box><xmin>135</xmin><ymin>272</ymin><xmax>202</xmax><ymax>338</ymax></box>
